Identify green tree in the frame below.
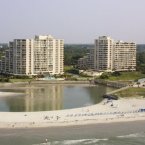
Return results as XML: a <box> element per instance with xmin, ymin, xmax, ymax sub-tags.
<box><xmin>64</xmin><ymin>44</ymin><xmax>92</xmax><ymax>65</ymax></box>
<box><xmin>100</xmin><ymin>73</ymin><xmax>109</xmax><ymax>79</ymax></box>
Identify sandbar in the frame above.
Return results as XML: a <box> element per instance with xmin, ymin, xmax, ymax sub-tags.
<box><xmin>0</xmin><ymin>97</ymin><xmax>145</xmax><ymax>128</ymax></box>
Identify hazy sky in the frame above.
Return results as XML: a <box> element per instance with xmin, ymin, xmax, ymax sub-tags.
<box><xmin>0</xmin><ymin>0</ymin><xmax>145</xmax><ymax>44</ymax></box>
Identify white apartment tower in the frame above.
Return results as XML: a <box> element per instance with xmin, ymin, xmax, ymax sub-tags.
<box><xmin>95</xmin><ymin>36</ymin><xmax>136</xmax><ymax>72</ymax></box>
<box><xmin>95</xmin><ymin>36</ymin><xmax>114</xmax><ymax>71</ymax></box>
<box><xmin>114</xmin><ymin>41</ymin><xmax>136</xmax><ymax>71</ymax></box>
<box><xmin>9</xmin><ymin>39</ymin><xmax>34</xmax><ymax>75</ymax></box>
<box><xmin>0</xmin><ymin>35</ymin><xmax>64</xmax><ymax>76</ymax></box>
<box><xmin>34</xmin><ymin>35</ymin><xmax>64</xmax><ymax>75</ymax></box>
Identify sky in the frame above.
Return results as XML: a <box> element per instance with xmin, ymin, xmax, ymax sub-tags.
<box><xmin>0</xmin><ymin>0</ymin><xmax>145</xmax><ymax>44</ymax></box>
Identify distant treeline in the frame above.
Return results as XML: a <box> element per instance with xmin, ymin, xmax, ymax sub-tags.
<box><xmin>136</xmin><ymin>45</ymin><xmax>145</xmax><ymax>73</ymax></box>
<box><xmin>64</xmin><ymin>44</ymin><xmax>93</xmax><ymax>65</ymax></box>
<box><xmin>137</xmin><ymin>44</ymin><xmax>145</xmax><ymax>53</ymax></box>
<box><xmin>64</xmin><ymin>44</ymin><xmax>145</xmax><ymax>73</ymax></box>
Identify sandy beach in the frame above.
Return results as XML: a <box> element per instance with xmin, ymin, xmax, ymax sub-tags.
<box><xmin>0</xmin><ymin>97</ymin><xmax>145</xmax><ymax>128</ymax></box>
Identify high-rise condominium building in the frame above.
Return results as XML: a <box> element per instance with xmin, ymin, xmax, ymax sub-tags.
<box><xmin>34</xmin><ymin>35</ymin><xmax>64</xmax><ymax>75</ymax></box>
<box><xmin>114</xmin><ymin>41</ymin><xmax>136</xmax><ymax>71</ymax></box>
<box><xmin>95</xmin><ymin>36</ymin><xmax>114</xmax><ymax>71</ymax></box>
<box><xmin>0</xmin><ymin>35</ymin><xmax>64</xmax><ymax>76</ymax></box>
<box><xmin>9</xmin><ymin>39</ymin><xmax>34</xmax><ymax>75</ymax></box>
<box><xmin>94</xmin><ymin>36</ymin><xmax>136</xmax><ymax>72</ymax></box>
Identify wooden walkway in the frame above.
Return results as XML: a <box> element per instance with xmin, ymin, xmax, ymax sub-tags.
<box><xmin>106</xmin><ymin>86</ymin><xmax>130</xmax><ymax>95</ymax></box>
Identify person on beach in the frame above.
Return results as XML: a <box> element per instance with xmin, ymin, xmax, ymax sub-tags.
<box><xmin>45</xmin><ymin>138</ymin><xmax>48</xmax><ymax>142</ymax></box>
<box><xmin>28</xmin><ymin>80</ymin><xmax>31</xmax><ymax>85</ymax></box>
<box><xmin>56</xmin><ymin>116</ymin><xmax>60</xmax><ymax>120</ymax></box>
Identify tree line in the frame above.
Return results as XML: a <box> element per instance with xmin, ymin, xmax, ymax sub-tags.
<box><xmin>64</xmin><ymin>44</ymin><xmax>92</xmax><ymax>65</ymax></box>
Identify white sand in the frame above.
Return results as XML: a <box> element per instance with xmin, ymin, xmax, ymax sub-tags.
<box><xmin>0</xmin><ymin>92</ymin><xmax>24</xmax><ymax>97</ymax></box>
<box><xmin>0</xmin><ymin>98</ymin><xmax>145</xmax><ymax>128</ymax></box>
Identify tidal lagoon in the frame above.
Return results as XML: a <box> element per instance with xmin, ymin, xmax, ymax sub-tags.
<box><xmin>0</xmin><ymin>83</ymin><xmax>145</xmax><ymax>145</ymax></box>
<box><xmin>0</xmin><ymin>83</ymin><xmax>115</xmax><ymax>112</ymax></box>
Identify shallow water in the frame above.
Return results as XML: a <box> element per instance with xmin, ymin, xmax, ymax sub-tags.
<box><xmin>33</xmin><ymin>134</ymin><xmax>145</xmax><ymax>145</ymax></box>
<box><xmin>0</xmin><ymin>84</ymin><xmax>115</xmax><ymax>112</ymax></box>
<box><xmin>0</xmin><ymin>121</ymin><xmax>145</xmax><ymax>145</ymax></box>
<box><xmin>0</xmin><ymin>84</ymin><xmax>144</xmax><ymax>145</ymax></box>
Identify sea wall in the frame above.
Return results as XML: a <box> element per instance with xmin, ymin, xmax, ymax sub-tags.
<box><xmin>95</xmin><ymin>79</ymin><xmax>128</xmax><ymax>88</ymax></box>
<box><xmin>31</xmin><ymin>80</ymin><xmax>90</xmax><ymax>84</ymax></box>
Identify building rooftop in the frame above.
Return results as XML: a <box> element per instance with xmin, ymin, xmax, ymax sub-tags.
<box><xmin>35</xmin><ymin>35</ymin><xmax>54</xmax><ymax>40</ymax></box>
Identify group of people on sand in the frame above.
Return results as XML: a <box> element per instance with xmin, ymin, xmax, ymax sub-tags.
<box><xmin>44</xmin><ymin>115</ymin><xmax>60</xmax><ymax>121</ymax></box>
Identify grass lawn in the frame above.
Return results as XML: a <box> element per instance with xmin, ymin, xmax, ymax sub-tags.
<box><xmin>10</xmin><ymin>79</ymin><xmax>32</xmax><ymax>83</ymax></box>
<box><xmin>64</xmin><ymin>65</ymin><xmax>73</xmax><ymax>72</ymax></box>
<box><xmin>108</xmin><ymin>71</ymin><xmax>145</xmax><ymax>81</ymax></box>
<box><xmin>114</xmin><ymin>87</ymin><xmax>145</xmax><ymax>98</ymax></box>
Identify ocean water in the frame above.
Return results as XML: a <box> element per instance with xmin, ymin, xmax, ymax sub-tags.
<box><xmin>0</xmin><ymin>121</ymin><xmax>145</xmax><ymax>145</ymax></box>
<box><xmin>0</xmin><ymin>132</ymin><xmax>145</xmax><ymax>145</ymax></box>
<box><xmin>33</xmin><ymin>133</ymin><xmax>145</xmax><ymax>145</ymax></box>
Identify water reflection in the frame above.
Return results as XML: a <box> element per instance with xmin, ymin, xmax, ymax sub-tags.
<box><xmin>24</xmin><ymin>85</ymin><xmax>63</xmax><ymax>111</ymax></box>
<box><xmin>0</xmin><ymin>84</ymin><xmax>115</xmax><ymax>112</ymax></box>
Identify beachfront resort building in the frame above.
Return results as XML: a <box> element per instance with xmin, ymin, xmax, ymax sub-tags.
<box><xmin>94</xmin><ymin>36</ymin><xmax>136</xmax><ymax>72</ymax></box>
<box><xmin>78</xmin><ymin>36</ymin><xmax>136</xmax><ymax>72</ymax></box>
<box><xmin>0</xmin><ymin>35</ymin><xmax>64</xmax><ymax>76</ymax></box>
<box><xmin>113</xmin><ymin>41</ymin><xmax>136</xmax><ymax>71</ymax></box>
<box><xmin>33</xmin><ymin>35</ymin><xmax>64</xmax><ymax>75</ymax></box>
<box><xmin>94</xmin><ymin>36</ymin><xmax>114</xmax><ymax>71</ymax></box>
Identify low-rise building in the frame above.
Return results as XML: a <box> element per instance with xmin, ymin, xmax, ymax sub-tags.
<box><xmin>77</xmin><ymin>48</ymin><xmax>95</xmax><ymax>70</ymax></box>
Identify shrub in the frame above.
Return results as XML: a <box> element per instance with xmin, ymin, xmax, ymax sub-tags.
<box><xmin>100</xmin><ymin>73</ymin><xmax>109</xmax><ymax>79</ymax></box>
<box><xmin>112</xmin><ymin>71</ymin><xmax>121</xmax><ymax>76</ymax></box>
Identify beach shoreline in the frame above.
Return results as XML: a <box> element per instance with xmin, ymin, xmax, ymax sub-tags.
<box><xmin>0</xmin><ymin>97</ymin><xmax>145</xmax><ymax>129</ymax></box>
<box><xmin>1</xmin><ymin>120</ymin><xmax>145</xmax><ymax>145</ymax></box>
<box><xmin>0</xmin><ymin>82</ymin><xmax>145</xmax><ymax>129</ymax></box>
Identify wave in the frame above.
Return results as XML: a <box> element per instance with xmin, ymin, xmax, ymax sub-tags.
<box><xmin>117</xmin><ymin>132</ymin><xmax>145</xmax><ymax>138</ymax></box>
<box><xmin>33</xmin><ymin>138</ymin><xmax>108</xmax><ymax>145</ymax></box>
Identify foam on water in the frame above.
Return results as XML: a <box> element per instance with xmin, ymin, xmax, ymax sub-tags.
<box><xmin>33</xmin><ymin>138</ymin><xmax>109</xmax><ymax>145</ymax></box>
<box><xmin>117</xmin><ymin>132</ymin><xmax>145</xmax><ymax>138</ymax></box>
<box><xmin>33</xmin><ymin>132</ymin><xmax>145</xmax><ymax>145</ymax></box>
